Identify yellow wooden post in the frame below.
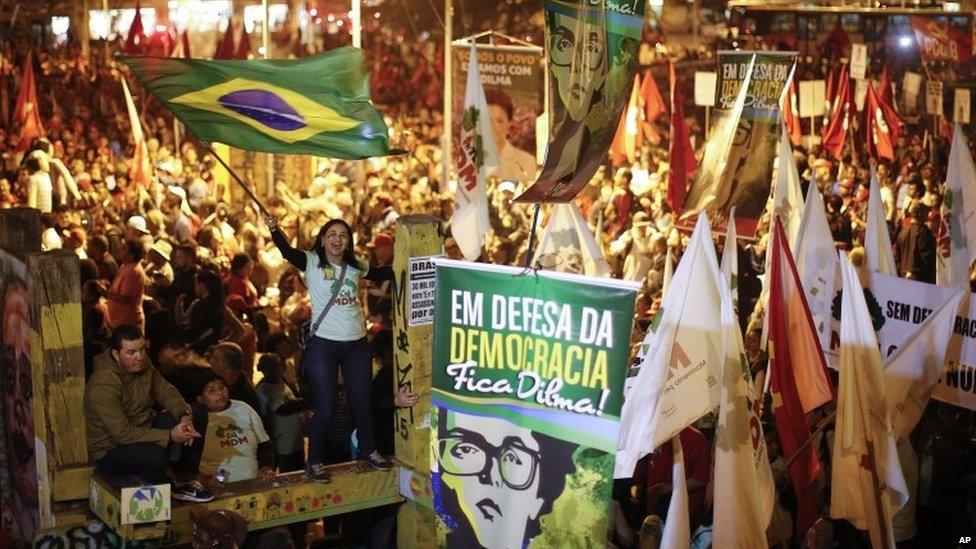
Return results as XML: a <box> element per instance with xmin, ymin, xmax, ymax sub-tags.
<box><xmin>391</xmin><ymin>215</ymin><xmax>442</xmax><ymax>472</ymax></box>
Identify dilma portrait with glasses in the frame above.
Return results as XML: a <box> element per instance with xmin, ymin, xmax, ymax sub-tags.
<box><xmin>434</xmin><ymin>409</ymin><xmax>577</xmax><ymax>549</ymax></box>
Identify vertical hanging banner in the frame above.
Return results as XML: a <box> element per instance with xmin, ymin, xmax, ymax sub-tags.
<box><xmin>430</xmin><ymin>259</ymin><xmax>638</xmax><ymax>548</ymax></box>
<box><xmin>516</xmin><ymin>0</ymin><xmax>646</xmax><ymax>203</ymax></box>
<box><xmin>452</xmin><ymin>42</ymin><xmax>544</xmax><ymax>187</ymax></box>
<box><xmin>0</xmin><ymin>250</ymin><xmax>38</xmax><ymax>541</ymax></box>
<box><xmin>683</xmin><ymin>51</ymin><xmax>796</xmax><ymax>236</ymax></box>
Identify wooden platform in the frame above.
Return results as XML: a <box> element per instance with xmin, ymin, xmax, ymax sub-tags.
<box><xmin>89</xmin><ymin>461</ymin><xmax>402</xmax><ymax>545</ymax></box>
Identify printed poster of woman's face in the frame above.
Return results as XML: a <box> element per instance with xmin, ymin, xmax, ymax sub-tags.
<box><xmin>435</xmin><ymin>410</ymin><xmax>576</xmax><ymax>549</ymax></box>
<box><xmin>0</xmin><ymin>269</ymin><xmax>38</xmax><ymax>540</ymax></box>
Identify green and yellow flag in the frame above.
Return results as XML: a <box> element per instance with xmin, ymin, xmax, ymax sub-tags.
<box><xmin>123</xmin><ymin>47</ymin><xmax>390</xmax><ymax>159</ymax></box>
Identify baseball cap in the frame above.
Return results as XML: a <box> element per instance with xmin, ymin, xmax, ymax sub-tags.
<box><xmin>127</xmin><ymin>215</ymin><xmax>150</xmax><ymax>235</ymax></box>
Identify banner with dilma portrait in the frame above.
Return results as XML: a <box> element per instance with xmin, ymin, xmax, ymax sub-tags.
<box><xmin>515</xmin><ymin>0</ymin><xmax>646</xmax><ymax>203</ymax></box>
<box><xmin>430</xmin><ymin>259</ymin><xmax>638</xmax><ymax>548</ymax></box>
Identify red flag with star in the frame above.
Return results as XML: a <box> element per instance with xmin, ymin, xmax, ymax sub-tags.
<box><xmin>14</xmin><ymin>51</ymin><xmax>45</xmax><ymax>152</ymax></box>
<box><xmin>768</xmin><ymin>217</ymin><xmax>831</xmax><ymax>537</ymax></box>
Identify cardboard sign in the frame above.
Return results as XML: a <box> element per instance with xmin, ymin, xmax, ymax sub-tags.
<box><xmin>798</xmin><ymin>80</ymin><xmax>825</xmax><ymax>118</ymax></box>
<box><xmin>121</xmin><ymin>484</ymin><xmax>171</xmax><ymax>525</ymax></box>
<box><xmin>904</xmin><ymin>71</ymin><xmax>922</xmax><ymax>108</ymax></box>
<box><xmin>955</xmin><ymin>88</ymin><xmax>971</xmax><ymax>124</ymax></box>
<box><xmin>694</xmin><ymin>71</ymin><xmax>717</xmax><ymax>107</ymax></box>
<box><xmin>855</xmin><ymin>78</ymin><xmax>868</xmax><ymax>112</ymax></box>
<box><xmin>407</xmin><ymin>255</ymin><xmax>439</xmax><ymax>327</ymax></box>
<box><xmin>850</xmin><ymin>44</ymin><xmax>868</xmax><ymax>80</ymax></box>
<box><xmin>927</xmin><ymin>81</ymin><xmax>944</xmax><ymax>116</ymax></box>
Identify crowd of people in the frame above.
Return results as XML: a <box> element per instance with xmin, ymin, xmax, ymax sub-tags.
<box><xmin>2</xmin><ymin>8</ymin><xmax>976</xmax><ymax>548</ymax></box>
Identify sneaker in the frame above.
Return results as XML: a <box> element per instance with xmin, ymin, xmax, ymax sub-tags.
<box><xmin>364</xmin><ymin>451</ymin><xmax>393</xmax><ymax>471</ymax></box>
<box><xmin>173</xmin><ymin>480</ymin><xmax>214</xmax><ymax>503</ymax></box>
<box><xmin>306</xmin><ymin>463</ymin><xmax>332</xmax><ymax>483</ymax></box>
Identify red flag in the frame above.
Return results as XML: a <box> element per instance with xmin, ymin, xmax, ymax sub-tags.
<box><xmin>214</xmin><ymin>22</ymin><xmax>237</xmax><ymax>60</ymax></box>
<box><xmin>667</xmin><ymin>63</ymin><xmax>696</xmax><ymax>213</ymax></box>
<box><xmin>236</xmin><ymin>25</ymin><xmax>251</xmax><ymax>59</ymax></box>
<box><xmin>821</xmin><ymin>66</ymin><xmax>851</xmax><ymax>160</ymax></box>
<box><xmin>876</xmin><ymin>67</ymin><xmax>894</xmax><ymax>107</ymax></box>
<box><xmin>865</xmin><ymin>83</ymin><xmax>895</xmax><ymax>162</ymax></box>
<box><xmin>610</xmin><ymin>74</ymin><xmax>641</xmax><ymax>165</ymax></box>
<box><xmin>639</xmin><ymin>69</ymin><xmax>666</xmax><ymax>143</ymax></box>
<box><xmin>874</xmin><ymin>70</ymin><xmax>903</xmax><ymax>144</ymax></box>
<box><xmin>181</xmin><ymin>30</ymin><xmax>192</xmax><ymax>59</ymax></box>
<box><xmin>822</xmin><ymin>67</ymin><xmax>837</xmax><ymax>129</ymax></box>
<box><xmin>783</xmin><ymin>77</ymin><xmax>802</xmax><ymax>147</ymax></box>
<box><xmin>123</xmin><ymin>3</ymin><xmax>146</xmax><ymax>55</ymax></box>
<box><xmin>768</xmin><ymin>217</ymin><xmax>832</xmax><ymax>538</ymax></box>
<box><xmin>14</xmin><ymin>51</ymin><xmax>44</xmax><ymax>152</ymax></box>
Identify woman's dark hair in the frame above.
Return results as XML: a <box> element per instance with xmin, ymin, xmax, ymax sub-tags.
<box><xmin>311</xmin><ymin>219</ymin><xmax>364</xmax><ymax>270</ymax></box>
<box><xmin>230</xmin><ymin>253</ymin><xmax>252</xmax><ymax>274</ymax></box>
<box><xmin>195</xmin><ymin>269</ymin><xmax>225</xmax><ymax>304</ymax></box>
<box><xmin>436</xmin><ymin>411</ymin><xmax>578</xmax><ymax>546</ymax></box>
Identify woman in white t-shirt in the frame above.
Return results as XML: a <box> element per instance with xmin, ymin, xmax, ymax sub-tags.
<box><xmin>266</xmin><ymin>216</ymin><xmax>393</xmax><ymax>482</ymax></box>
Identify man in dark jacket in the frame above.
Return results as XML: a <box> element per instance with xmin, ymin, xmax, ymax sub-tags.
<box><xmin>896</xmin><ymin>203</ymin><xmax>937</xmax><ymax>283</ymax></box>
<box><xmin>84</xmin><ymin>324</ymin><xmax>209</xmax><ymax>500</ymax></box>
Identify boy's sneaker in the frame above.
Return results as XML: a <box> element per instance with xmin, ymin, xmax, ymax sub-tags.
<box><xmin>306</xmin><ymin>463</ymin><xmax>332</xmax><ymax>483</ymax></box>
<box><xmin>173</xmin><ymin>480</ymin><xmax>214</xmax><ymax>503</ymax></box>
<box><xmin>364</xmin><ymin>451</ymin><xmax>393</xmax><ymax>471</ymax></box>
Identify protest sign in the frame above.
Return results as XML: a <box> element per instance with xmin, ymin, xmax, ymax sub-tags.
<box><xmin>452</xmin><ymin>42</ymin><xmax>543</xmax><ymax>187</ymax></box>
<box><xmin>694</xmin><ymin>71</ymin><xmax>717</xmax><ymax>107</ymax></box>
<box><xmin>954</xmin><ymin>88</ymin><xmax>971</xmax><ymax>124</ymax></box>
<box><xmin>684</xmin><ymin>51</ymin><xmax>796</xmax><ymax>236</ymax></box>
<box><xmin>927</xmin><ymin>81</ymin><xmax>944</xmax><ymax>116</ymax></box>
<box><xmin>798</xmin><ymin>80</ymin><xmax>825</xmax><ymax>118</ymax></box>
<box><xmin>430</xmin><ymin>259</ymin><xmax>638</xmax><ymax>548</ymax></box>
<box><xmin>850</xmin><ymin>44</ymin><xmax>867</xmax><ymax>80</ymax></box>
<box><xmin>822</xmin><ymin>272</ymin><xmax>976</xmax><ymax>412</ymax></box>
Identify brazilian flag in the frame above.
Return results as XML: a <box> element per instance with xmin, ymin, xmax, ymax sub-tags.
<box><xmin>123</xmin><ymin>47</ymin><xmax>389</xmax><ymax>159</ymax></box>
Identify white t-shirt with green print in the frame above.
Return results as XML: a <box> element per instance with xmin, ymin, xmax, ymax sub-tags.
<box><xmin>304</xmin><ymin>251</ymin><xmax>368</xmax><ymax>341</ymax></box>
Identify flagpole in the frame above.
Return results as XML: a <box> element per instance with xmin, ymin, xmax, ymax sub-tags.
<box><xmin>865</xmin><ymin>440</ymin><xmax>893</xmax><ymax>549</ymax></box>
<box><xmin>263</xmin><ymin>0</ymin><xmax>274</xmax><ymax>198</ymax></box>
<box><xmin>197</xmin><ymin>140</ymin><xmax>272</xmax><ymax>218</ymax></box>
<box><xmin>351</xmin><ymin>0</ymin><xmax>362</xmax><ymax>49</ymax></box>
<box><xmin>442</xmin><ymin>0</ymin><xmax>453</xmax><ymax>186</ymax></box>
<box><xmin>524</xmin><ymin>204</ymin><xmax>542</xmax><ymax>267</ymax></box>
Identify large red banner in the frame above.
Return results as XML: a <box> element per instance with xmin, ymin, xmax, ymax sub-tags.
<box><xmin>910</xmin><ymin>16</ymin><xmax>972</xmax><ymax>65</ymax></box>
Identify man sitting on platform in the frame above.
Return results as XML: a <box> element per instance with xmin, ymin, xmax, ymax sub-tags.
<box><xmin>84</xmin><ymin>323</ymin><xmax>214</xmax><ymax>502</ymax></box>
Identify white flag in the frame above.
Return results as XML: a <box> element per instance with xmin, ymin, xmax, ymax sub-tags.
<box><xmin>660</xmin><ymin>436</ymin><xmax>691</xmax><ymax>549</ymax></box>
<box><xmin>884</xmin><ymin>289</ymin><xmax>966</xmax><ymax>439</ymax></box>
<box><xmin>451</xmin><ymin>43</ymin><xmax>499</xmax><ymax>261</ymax></box>
<box><xmin>721</xmin><ymin>209</ymin><xmax>738</xmax><ymax>312</ymax></box>
<box><xmin>794</xmin><ymin>182</ymin><xmax>839</xmax><ymax>348</ymax></box>
<box><xmin>831</xmin><ymin>254</ymin><xmax>908</xmax><ymax>549</ymax></box>
<box><xmin>713</xmin><ymin>269</ymin><xmax>776</xmax><ymax>546</ymax></box>
<box><xmin>616</xmin><ymin>214</ymin><xmax>724</xmax><ymax>478</ymax></box>
<box><xmin>120</xmin><ymin>76</ymin><xmax>152</xmax><ymax>187</ymax></box>
<box><xmin>772</xmin><ymin>125</ymin><xmax>804</xmax><ymax>246</ymax></box>
<box><xmin>936</xmin><ymin>124</ymin><xmax>976</xmax><ymax>287</ymax></box>
<box><xmin>865</xmin><ymin>164</ymin><xmax>897</xmax><ymax>275</ymax></box>
<box><xmin>533</xmin><ymin>203</ymin><xmax>610</xmax><ymax>277</ymax></box>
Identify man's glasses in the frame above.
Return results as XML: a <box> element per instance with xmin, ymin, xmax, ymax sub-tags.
<box><xmin>438</xmin><ymin>431</ymin><xmax>541</xmax><ymax>490</ymax></box>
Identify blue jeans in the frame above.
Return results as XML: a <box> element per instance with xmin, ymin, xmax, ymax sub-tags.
<box><xmin>304</xmin><ymin>336</ymin><xmax>376</xmax><ymax>465</ymax></box>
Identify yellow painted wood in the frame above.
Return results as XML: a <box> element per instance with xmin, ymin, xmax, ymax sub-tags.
<box><xmin>90</xmin><ymin>461</ymin><xmax>402</xmax><ymax>545</ymax></box>
<box><xmin>396</xmin><ymin>499</ymin><xmax>437</xmax><ymax>549</ymax></box>
<box><xmin>53</xmin><ymin>466</ymin><xmax>92</xmax><ymax>502</ymax></box>
<box><xmin>40</xmin><ymin>303</ymin><xmax>84</xmax><ymax>349</ymax></box>
<box><xmin>391</xmin><ymin>215</ymin><xmax>443</xmax><ymax>473</ymax></box>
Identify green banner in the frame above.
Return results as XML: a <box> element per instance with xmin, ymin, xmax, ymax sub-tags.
<box><xmin>684</xmin><ymin>51</ymin><xmax>795</xmax><ymax>235</ymax></box>
<box><xmin>516</xmin><ymin>0</ymin><xmax>646</xmax><ymax>203</ymax></box>
<box><xmin>430</xmin><ymin>260</ymin><xmax>638</xmax><ymax>548</ymax></box>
